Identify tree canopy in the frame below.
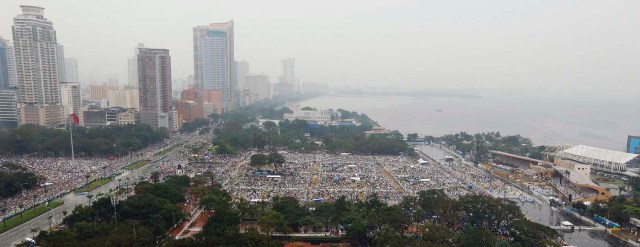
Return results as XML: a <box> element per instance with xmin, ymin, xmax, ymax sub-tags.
<box><xmin>0</xmin><ymin>124</ymin><xmax>169</xmax><ymax>157</ymax></box>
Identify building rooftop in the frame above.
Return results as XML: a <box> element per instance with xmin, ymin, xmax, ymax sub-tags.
<box><xmin>560</xmin><ymin>145</ymin><xmax>638</xmax><ymax>164</ymax></box>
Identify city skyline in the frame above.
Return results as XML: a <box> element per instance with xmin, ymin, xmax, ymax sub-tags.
<box><xmin>0</xmin><ymin>1</ymin><xmax>638</xmax><ymax>97</ymax></box>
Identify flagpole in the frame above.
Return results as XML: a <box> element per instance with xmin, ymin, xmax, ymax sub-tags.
<box><xmin>68</xmin><ymin>109</ymin><xmax>75</xmax><ymax>161</ymax></box>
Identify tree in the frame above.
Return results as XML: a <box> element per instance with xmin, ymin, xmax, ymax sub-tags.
<box><xmin>258</xmin><ymin>209</ymin><xmax>286</xmax><ymax>236</ymax></box>
<box><xmin>249</xmin><ymin>154</ymin><xmax>268</xmax><ymax>167</ymax></box>
<box><xmin>459</xmin><ymin>226</ymin><xmax>496</xmax><ymax>247</ymax></box>
<box><xmin>267</xmin><ymin>152</ymin><xmax>286</xmax><ymax>173</ymax></box>
<box><xmin>406</xmin><ymin>133</ymin><xmax>419</xmax><ymax>142</ymax></box>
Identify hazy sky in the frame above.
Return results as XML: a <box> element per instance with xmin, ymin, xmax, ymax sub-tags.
<box><xmin>1</xmin><ymin>0</ymin><xmax>638</xmax><ymax>97</ymax></box>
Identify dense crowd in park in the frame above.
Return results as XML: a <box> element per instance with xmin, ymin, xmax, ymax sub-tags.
<box><xmin>0</xmin><ymin>130</ymin><xmax>202</xmax><ymax>221</ymax></box>
<box><xmin>219</xmin><ymin>150</ymin><xmax>542</xmax><ymax>208</ymax></box>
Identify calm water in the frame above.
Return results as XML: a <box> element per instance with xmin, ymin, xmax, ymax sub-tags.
<box><xmin>297</xmin><ymin>94</ymin><xmax>640</xmax><ymax>150</ymax></box>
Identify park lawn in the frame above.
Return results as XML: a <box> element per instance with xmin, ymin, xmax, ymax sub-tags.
<box><xmin>75</xmin><ymin>178</ymin><xmax>112</xmax><ymax>193</ymax></box>
<box><xmin>123</xmin><ymin>160</ymin><xmax>150</xmax><ymax>170</ymax></box>
<box><xmin>154</xmin><ymin>145</ymin><xmax>176</xmax><ymax>157</ymax></box>
<box><xmin>0</xmin><ymin>201</ymin><xmax>63</xmax><ymax>234</ymax></box>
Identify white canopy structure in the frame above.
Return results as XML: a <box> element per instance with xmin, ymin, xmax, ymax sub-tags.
<box><xmin>558</xmin><ymin>145</ymin><xmax>638</xmax><ymax>173</ymax></box>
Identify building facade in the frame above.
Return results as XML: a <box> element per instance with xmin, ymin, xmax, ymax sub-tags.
<box><xmin>13</xmin><ymin>5</ymin><xmax>63</xmax><ymax>127</ymax></box>
<box><xmin>64</xmin><ymin>58</ymin><xmax>78</xmax><ymax>82</ymax></box>
<box><xmin>138</xmin><ymin>48</ymin><xmax>172</xmax><ymax>130</ymax></box>
<box><xmin>127</xmin><ymin>43</ymin><xmax>144</xmax><ymax>89</ymax></box>
<box><xmin>117</xmin><ymin>109</ymin><xmax>139</xmax><ymax>126</ymax></box>
<box><xmin>90</xmin><ymin>83</ymin><xmax>118</xmax><ymax>101</ymax></box>
<box><xmin>280</xmin><ymin>58</ymin><xmax>300</xmax><ymax>93</ymax></box>
<box><xmin>0</xmin><ymin>89</ymin><xmax>18</xmax><ymax>129</ymax></box>
<box><xmin>193</xmin><ymin>21</ymin><xmax>234</xmax><ymax>112</ymax></box>
<box><xmin>245</xmin><ymin>74</ymin><xmax>271</xmax><ymax>103</ymax></box>
<box><xmin>283</xmin><ymin>105</ymin><xmax>332</xmax><ymax>125</ymax></box>
<box><xmin>236</xmin><ymin>60</ymin><xmax>249</xmax><ymax>90</ymax></box>
<box><xmin>0</xmin><ymin>37</ymin><xmax>12</xmax><ymax>89</ymax></box>
<box><xmin>0</xmin><ymin>37</ymin><xmax>18</xmax><ymax>88</ymax></box>
<box><xmin>60</xmin><ymin>82</ymin><xmax>81</xmax><ymax>117</ymax></box>
<box><xmin>56</xmin><ymin>44</ymin><xmax>65</xmax><ymax>83</ymax></box>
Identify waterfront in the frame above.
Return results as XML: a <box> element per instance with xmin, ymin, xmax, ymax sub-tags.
<box><xmin>297</xmin><ymin>94</ymin><xmax>640</xmax><ymax>150</ymax></box>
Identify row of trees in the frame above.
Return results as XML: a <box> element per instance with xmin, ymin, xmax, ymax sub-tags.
<box><xmin>422</xmin><ymin>131</ymin><xmax>546</xmax><ymax>162</ymax></box>
<box><xmin>0</xmin><ymin>124</ymin><xmax>169</xmax><ymax>156</ymax></box>
<box><xmin>213</xmin><ymin>104</ymin><xmax>413</xmax><ymax>155</ymax></box>
<box><xmin>180</xmin><ymin>118</ymin><xmax>211</xmax><ymax>133</ymax></box>
<box><xmin>169</xmin><ymin>188</ymin><xmax>560</xmax><ymax>246</ymax></box>
<box><xmin>24</xmin><ymin>174</ymin><xmax>560</xmax><ymax>246</ymax></box>
<box><xmin>0</xmin><ymin>162</ymin><xmax>42</xmax><ymax>199</ymax></box>
<box><xmin>25</xmin><ymin>175</ymin><xmax>189</xmax><ymax>247</ymax></box>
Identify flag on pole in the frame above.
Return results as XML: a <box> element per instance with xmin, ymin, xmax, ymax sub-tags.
<box><xmin>70</xmin><ymin>113</ymin><xmax>79</xmax><ymax>124</ymax></box>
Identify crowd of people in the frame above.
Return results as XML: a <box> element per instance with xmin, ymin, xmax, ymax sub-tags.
<box><xmin>220</xmin><ymin>151</ymin><xmax>537</xmax><ymax>205</ymax></box>
<box><xmin>0</xmin><ymin>132</ymin><xmax>199</xmax><ymax>220</ymax></box>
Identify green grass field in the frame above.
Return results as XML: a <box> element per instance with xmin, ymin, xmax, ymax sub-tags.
<box><xmin>123</xmin><ymin>160</ymin><xmax>150</xmax><ymax>170</ymax></box>
<box><xmin>154</xmin><ymin>145</ymin><xmax>176</xmax><ymax>157</ymax></box>
<box><xmin>75</xmin><ymin>178</ymin><xmax>112</xmax><ymax>193</ymax></box>
<box><xmin>0</xmin><ymin>201</ymin><xmax>63</xmax><ymax>234</ymax></box>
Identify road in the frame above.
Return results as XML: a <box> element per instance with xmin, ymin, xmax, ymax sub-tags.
<box><xmin>417</xmin><ymin>144</ymin><xmax>631</xmax><ymax>247</ymax></box>
<box><xmin>0</xmin><ymin>156</ymin><xmax>166</xmax><ymax>247</ymax></box>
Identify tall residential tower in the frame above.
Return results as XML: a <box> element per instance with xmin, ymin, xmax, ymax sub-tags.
<box><xmin>12</xmin><ymin>5</ymin><xmax>63</xmax><ymax>127</ymax></box>
<box><xmin>137</xmin><ymin>48</ymin><xmax>172</xmax><ymax>130</ymax></box>
<box><xmin>193</xmin><ymin>21</ymin><xmax>234</xmax><ymax>112</ymax></box>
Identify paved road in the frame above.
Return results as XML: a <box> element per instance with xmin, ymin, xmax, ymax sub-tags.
<box><xmin>0</xmin><ymin>154</ymin><xmax>165</xmax><ymax>246</ymax></box>
<box><xmin>417</xmin><ymin>144</ymin><xmax>631</xmax><ymax>247</ymax></box>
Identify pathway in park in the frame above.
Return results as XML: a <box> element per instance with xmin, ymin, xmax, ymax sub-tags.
<box><xmin>376</xmin><ymin>163</ymin><xmax>405</xmax><ymax>192</ymax></box>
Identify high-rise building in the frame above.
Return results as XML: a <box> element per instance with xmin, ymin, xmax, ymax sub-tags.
<box><xmin>13</xmin><ymin>5</ymin><xmax>63</xmax><ymax>127</ymax></box>
<box><xmin>281</xmin><ymin>58</ymin><xmax>295</xmax><ymax>81</ymax></box>
<box><xmin>64</xmin><ymin>58</ymin><xmax>79</xmax><ymax>82</ymax></box>
<box><xmin>0</xmin><ymin>37</ymin><xmax>18</xmax><ymax>88</ymax></box>
<box><xmin>0</xmin><ymin>37</ymin><xmax>11</xmax><ymax>89</ymax></box>
<box><xmin>138</xmin><ymin>48</ymin><xmax>172</xmax><ymax>130</ymax></box>
<box><xmin>181</xmin><ymin>89</ymin><xmax>223</xmax><ymax>115</ymax></box>
<box><xmin>56</xmin><ymin>44</ymin><xmax>66</xmax><ymax>83</ymax></box>
<box><xmin>280</xmin><ymin>58</ymin><xmax>301</xmax><ymax>93</ymax></box>
<box><xmin>236</xmin><ymin>60</ymin><xmax>249</xmax><ymax>90</ymax></box>
<box><xmin>245</xmin><ymin>74</ymin><xmax>271</xmax><ymax>103</ymax></box>
<box><xmin>193</xmin><ymin>21</ymin><xmax>234</xmax><ymax>112</ymax></box>
<box><xmin>60</xmin><ymin>82</ymin><xmax>81</xmax><ymax>117</ymax></box>
<box><xmin>107</xmin><ymin>87</ymin><xmax>138</xmax><ymax>109</ymax></box>
<box><xmin>90</xmin><ymin>83</ymin><xmax>118</xmax><ymax>100</ymax></box>
<box><xmin>0</xmin><ymin>89</ymin><xmax>18</xmax><ymax>129</ymax></box>
<box><xmin>127</xmin><ymin>43</ymin><xmax>145</xmax><ymax>88</ymax></box>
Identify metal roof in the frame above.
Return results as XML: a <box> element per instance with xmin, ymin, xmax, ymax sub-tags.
<box><xmin>560</xmin><ymin>145</ymin><xmax>638</xmax><ymax>164</ymax></box>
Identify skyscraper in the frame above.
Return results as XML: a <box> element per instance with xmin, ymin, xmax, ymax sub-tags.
<box><xmin>5</xmin><ymin>40</ymin><xmax>18</xmax><ymax>88</ymax></box>
<box><xmin>245</xmin><ymin>74</ymin><xmax>271</xmax><ymax>102</ymax></box>
<box><xmin>127</xmin><ymin>43</ymin><xmax>144</xmax><ymax>88</ymax></box>
<box><xmin>138</xmin><ymin>48</ymin><xmax>172</xmax><ymax>130</ymax></box>
<box><xmin>0</xmin><ymin>37</ymin><xmax>11</xmax><ymax>89</ymax></box>
<box><xmin>193</xmin><ymin>21</ymin><xmax>234</xmax><ymax>112</ymax></box>
<box><xmin>236</xmin><ymin>60</ymin><xmax>250</xmax><ymax>90</ymax></box>
<box><xmin>56</xmin><ymin>44</ymin><xmax>66</xmax><ymax>83</ymax></box>
<box><xmin>0</xmin><ymin>37</ymin><xmax>18</xmax><ymax>89</ymax></box>
<box><xmin>279</xmin><ymin>58</ymin><xmax>301</xmax><ymax>94</ymax></box>
<box><xmin>64</xmin><ymin>58</ymin><xmax>79</xmax><ymax>82</ymax></box>
<box><xmin>60</xmin><ymin>82</ymin><xmax>80</xmax><ymax>117</ymax></box>
<box><xmin>0</xmin><ymin>89</ymin><xmax>18</xmax><ymax>129</ymax></box>
<box><xmin>281</xmin><ymin>58</ymin><xmax>295</xmax><ymax>82</ymax></box>
<box><xmin>13</xmin><ymin>5</ymin><xmax>63</xmax><ymax>127</ymax></box>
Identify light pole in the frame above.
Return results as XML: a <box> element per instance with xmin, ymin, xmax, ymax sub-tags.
<box><xmin>111</xmin><ymin>195</ymin><xmax>119</xmax><ymax>231</ymax></box>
